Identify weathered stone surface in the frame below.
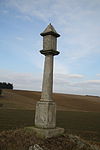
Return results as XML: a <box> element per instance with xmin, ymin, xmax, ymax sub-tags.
<box><xmin>25</xmin><ymin>127</ymin><xmax>64</xmax><ymax>138</ymax></box>
<box><xmin>43</xmin><ymin>35</ymin><xmax>57</xmax><ymax>50</ymax></box>
<box><xmin>34</xmin><ymin>24</ymin><xmax>64</xmax><ymax>137</ymax></box>
<box><xmin>35</xmin><ymin>101</ymin><xmax>56</xmax><ymax>129</ymax></box>
<box><xmin>40</xmin><ymin>23</ymin><xmax>60</xmax><ymax>37</ymax></box>
<box><xmin>34</xmin><ymin>144</ymin><xmax>44</xmax><ymax>150</ymax></box>
<box><xmin>40</xmin><ymin>49</ymin><xmax>59</xmax><ymax>56</ymax></box>
<box><xmin>41</xmin><ymin>55</ymin><xmax>53</xmax><ymax>101</ymax></box>
<box><xmin>29</xmin><ymin>145</ymin><xmax>34</xmax><ymax>150</ymax></box>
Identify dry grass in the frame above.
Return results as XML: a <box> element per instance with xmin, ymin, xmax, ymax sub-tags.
<box><xmin>0</xmin><ymin>109</ymin><xmax>100</xmax><ymax>142</ymax></box>
<box><xmin>0</xmin><ymin>129</ymin><xmax>100</xmax><ymax>150</ymax></box>
<box><xmin>0</xmin><ymin>89</ymin><xmax>100</xmax><ymax>149</ymax></box>
<box><xmin>0</xmin><ymin>89</ymin><xmax>100</xmax><ymax>111</ymax></box>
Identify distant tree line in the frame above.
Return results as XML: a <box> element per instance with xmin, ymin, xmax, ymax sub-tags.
<box><xmin>0</xmin><ymin>82</ymin><xmax>13</xmax><ymax>90</ymax></box>
<box><xmin>0</xmin><ymin>89</ymin><xmax>1</xmax><ymax>93</ymax></box>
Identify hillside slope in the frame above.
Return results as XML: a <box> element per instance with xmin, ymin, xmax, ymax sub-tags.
<box><xmin>0</xmin><ymin>89</ymin><xmax>100</xmax><ymax>112</ymax></box>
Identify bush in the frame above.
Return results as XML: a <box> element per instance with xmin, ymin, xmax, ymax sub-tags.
<box><xmin>0</xmin><ymin>82</ymin><xmax>13</xmax><ymax>89</ymax></box>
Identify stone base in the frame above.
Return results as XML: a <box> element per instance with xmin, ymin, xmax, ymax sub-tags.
<box><xmin>35</xmin><ymin>101</ymin><xmax>56</xmax><ymax>129</ymax></box>
<box><xmin>25</xmin><ymin>126</ymin><xmax>64</xmax><ymax>138</ymax></box>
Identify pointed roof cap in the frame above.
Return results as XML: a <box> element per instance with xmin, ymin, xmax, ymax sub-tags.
<box><xmin>40</xmin><ymin>23</ymin><xmax>60</xmax><ymax>37</ymax></box>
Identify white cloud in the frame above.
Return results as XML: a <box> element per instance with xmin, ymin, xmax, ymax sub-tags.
<box><xmin>16</xmin><ymin>36</ymin><xmax>24</xmax><ymax>41</ymax></box>
<box><xmin>4</xmin><ymin>0</ymin><xmax>100</xmax><ymax>63</ymax></box>
<box><xmin>0</xmin><ymin>70</ymin><xmax>42</xmax><ymax>91</ymax></box>
<box><xmin>0</xmin><ymin>69</ymin><xmax>100</xmax><ymax>96</ymax></box>
<box><xmin>15</xmin><ymin>15</ymin><xmax>32</xmax><ymax>22</ymax></box>
<box><xmin>54</xmin><ymin>73</ymin><xmax>84</xmax><ymax>80</ymax></box>
<box><xmin>54</xmin><ymin>78</ymin><xmax>100</xmax><ymax>96</ymax></box>
<box><xmin>5</xmin><ymin>0</ymin><xmax>51</xmax><ymax>21</ymax></box>
<box><xmin>67</xmin><ymin>74</ymin><xmax>84</xmax><ymax>79</ymax></box>
<box><xmin>54</xmin><ymin>73</ymin><xmax>100</xmax><ymax>96</ymax></box>
<box><xmin>80</xmin><ymin>80</ymin><xmax>100</xmax><ymax>85</ymax></box>
<box><xmin>96</xmin><ymin>74</ymin><xmax>100</xmax><ymax>77</ymax></box>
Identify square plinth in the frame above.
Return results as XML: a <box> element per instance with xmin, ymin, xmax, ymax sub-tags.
<box><xmin>35</xmin><ymin>101</ymin><xmax>56</xmax><ymax>129</ymax></box>
<box><xmin>25</xmin><ymin>126</ymin><xmax>64</xmax><ymax>138</ymax></box>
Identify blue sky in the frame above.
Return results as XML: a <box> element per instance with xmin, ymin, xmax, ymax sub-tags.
<box><xmin>0</xmin><ymin>0</ymin><xmax>100</xmax><ymax>96</ymax></box>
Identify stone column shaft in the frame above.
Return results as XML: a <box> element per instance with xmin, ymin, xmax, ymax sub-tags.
<box><xmin>41</xmin><ymin>55</ymin><xmax>53</xmax><ymax>101</ymax></box>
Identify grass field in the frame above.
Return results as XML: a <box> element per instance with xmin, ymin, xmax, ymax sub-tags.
<box><xmin>0</xmin><ymin>89</ymin><xmax>100</xmax><ymax>111</ymax></box>
<box><xmin>0</xmin><ymin>109</ymin><xmax>100</xmax><ymax>142</ymax></box>
<box><xmin>0</xmin><ymin>89</ymin><xmax>100</xmax><ymax>144</ymax></box>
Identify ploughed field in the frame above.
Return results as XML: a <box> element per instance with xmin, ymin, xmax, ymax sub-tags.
<box><xmin>0</xmin><ymin>89</ymin><xmax>100</xmax><ymax>142</ymax></box>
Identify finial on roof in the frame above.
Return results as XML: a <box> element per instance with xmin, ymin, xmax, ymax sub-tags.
<box><xmin>40</xmin><ymin>24</ymin><xmax>60</xmax><ymax>37</ymax></box>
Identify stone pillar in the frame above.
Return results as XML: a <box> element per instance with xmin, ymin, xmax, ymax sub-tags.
<box><xmin>41</xmin><ymin>55</ymin><xmax>53</xmax><ymax>101</ymax></box>
<box><xmin>33</xmin><ymin>24</ymin><xmax>64</xmax><ymax>137</ymax></box>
